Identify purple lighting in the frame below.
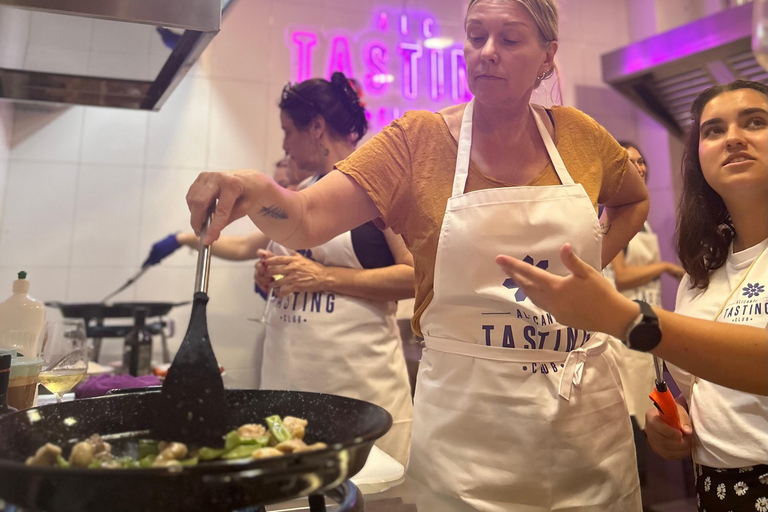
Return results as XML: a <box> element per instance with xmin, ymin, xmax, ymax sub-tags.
<box><xmin>290</xmin><ymin>31</ymin><xmax>317</xmax><ymax>83</ymax></box>
<box><xmin>430</xmin><ymin>49</ymin><xmax>445</xmax><ymax>100</ymax></box>
<box><xmin>364</xmin><ymin>42</ymin><xmax>390</xmax><ymax>94</ymax></box>
<box><xmin>399</xmin><ymin>42</ymin><xmax>423</xmax><ymax>99</ymax></box>
<box><xmin>285</xmin><ymin>7</ymin><xmax>471</xmax><ymax>128</ymax></box>
<box><xmin>327</xmin><ymin>36</ymin><xmax>355</xmax><ymax>79</ymax></box>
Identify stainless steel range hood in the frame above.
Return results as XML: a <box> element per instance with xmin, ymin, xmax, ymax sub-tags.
<box><xmin>0</xmin><ymin>0</ymin><xmax>231</xmax><ymax>110</ymax></box>
<box><xmin>601</xmin><ymin>3</ymin><xmax>767</xmax><ymax>139</ymax></box>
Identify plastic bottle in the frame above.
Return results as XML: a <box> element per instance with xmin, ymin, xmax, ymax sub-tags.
<box><xmin>0</xmin><ymin>271</ymin><xmax>46</xmax><ymax>358</ymax></box>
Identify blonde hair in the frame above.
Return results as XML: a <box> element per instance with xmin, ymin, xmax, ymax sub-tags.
<box><xmin>465</xmin><ymin>0</ymin><xmax>559</xmax><ymax>45</ymax></box>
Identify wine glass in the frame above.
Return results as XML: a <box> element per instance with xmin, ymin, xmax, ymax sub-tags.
<box><xmin>38</xmin><ymin>320</ymin><xmax>88</xmax><ymax>403</ymax></box>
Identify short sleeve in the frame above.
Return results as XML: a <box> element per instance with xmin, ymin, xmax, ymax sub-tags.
<box><xmin>590</xmin><ymin>119</ymin><xmax>630</xmax><ymax>204</ymax></box>
<box><xmin>335</xmin><ymin>117</ymin><xmax>414</xmax><ymax>233</ymax></box>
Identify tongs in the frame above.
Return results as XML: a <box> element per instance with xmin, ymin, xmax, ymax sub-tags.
<box><xmin>649</xmin><ymin>356</ymin><xmax>682</xmax><ymax>430</ymax></box>
<box><xmin>152</xmin><ymin>205</ymin><xmax>228</xmax><ymax>447</ymax></box>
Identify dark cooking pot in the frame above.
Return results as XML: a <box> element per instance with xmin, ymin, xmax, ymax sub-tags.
<box><xmin>0</xmin><ymin>389</ymin><xmax>392</xmax><ymax>512</ymax></box>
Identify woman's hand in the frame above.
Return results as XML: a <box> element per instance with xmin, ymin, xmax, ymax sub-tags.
<box><xmin>264</xmin><ymin>253</ymin><xmax>331</xmax><ymax>298</ymax></box>
<box><xmin>495</xmin><ymin>243</ymin><xmax>639</xmax><ymax>339</ymax></box>
<box><xmin>644</xmin><ymin>404</ymin><xmax>694</xmax><ymax>459</ymax></box>
<box><xmin>254</xmin><ymin>249</ymin><xmax>276</xmax><ymax>297</ymax></box>
<box><xmin>186</xmin><ymin>171</ymin><xmax>269</xmax><ymax>244</ymax></box>
<box><xmin>664</xmin><ymin>262</ymin><xmax>686</xmax><ymax>280</ymax></box>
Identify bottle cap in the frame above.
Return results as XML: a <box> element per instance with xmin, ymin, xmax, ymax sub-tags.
<box><xmin>12</xmin><ymin>271</ymin><xmax>30</xmax><ymax>293</ymax></box>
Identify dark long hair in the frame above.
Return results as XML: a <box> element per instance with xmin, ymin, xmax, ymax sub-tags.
<box><xmin>279</xmin><ymin>72</ymin><xmax>368</xmax><ymax>144</ymax></box>
<box><xmin>676</xmin><ymin>80</ymin><xmax>768</xmax><ymax>289</ymax></box>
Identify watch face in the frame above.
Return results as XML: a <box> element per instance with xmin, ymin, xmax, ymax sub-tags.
<box><xmin>630</xmin><ymin>322</ymin><xmax>662</xmax><ymax>351</ymax></box>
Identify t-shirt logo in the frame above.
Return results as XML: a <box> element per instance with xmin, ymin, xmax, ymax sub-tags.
<box><xmin>742</xmin><ymin>282</ymin><xmax>765</xmax><ymax>298</ymax></box>
<box><xmin>503</xmin><ymin>255</ymin><xmax>549</xmax><ymax>301</ymax></box>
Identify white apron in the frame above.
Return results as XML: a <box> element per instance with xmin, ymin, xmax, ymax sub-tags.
<box><xmin>260</xmin><ymin>232</ymin><xmax>413</xmax><ymax>466</ymax></box>
<box><xmin>407</xmin><ymin>100</ymin><xmax>641</xmax><ymax>512</ymax></box>
<box><xmin>669</xmin><ymin>247</ymin><xmax>768</xmax><ymax>468</ymax></box>
<box><xmin>609</xmin><ymin>222</ymin><xmax>662</xmax><ymax>427</ymax></box>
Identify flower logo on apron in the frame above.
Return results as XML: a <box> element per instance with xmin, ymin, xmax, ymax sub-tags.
<box><xmin>742</xmin><ymin>282</ymin><xmax>765</xmax><ymax>298</ymax></box>
<box><xmin>502</xmin><ymin>256</ymin><xmax>549</xmax><ymax>301</ymax></box>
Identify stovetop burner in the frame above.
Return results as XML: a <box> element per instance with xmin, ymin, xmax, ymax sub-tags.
<box><xmin>247</xmin><ymin>481</ymin><xmax>363</xmax><ymax>512</ymax></box>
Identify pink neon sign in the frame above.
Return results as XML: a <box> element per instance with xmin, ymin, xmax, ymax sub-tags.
<box><xmin>285</xmin><ymin>8</ymin><xmax>472</xmax><ymax>129</ymax></box>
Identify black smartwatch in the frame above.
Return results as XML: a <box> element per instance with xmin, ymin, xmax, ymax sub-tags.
<box><xmin>624</xmin><ymin>300</ymin><xmax>662</xmax><ymax>352</ymax></box>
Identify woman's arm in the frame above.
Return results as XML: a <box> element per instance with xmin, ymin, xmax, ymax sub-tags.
<box><xmin>321</xmin><ymin>229</ymin><xmax>415</xmax><ymax>301</ymax></box>
<box><xmin>176</xmin><ymin>232</ymin><xmax>270</xmax><ymax>261</ymax></box>
<box><xmin>186</xmin><ymin>170</ymin><xmax>379</xmax><ymax>248</ymax></box>
<box><xmin>611</xmin><ymin>250</ymin><xmax>682</xmax><ymax>291</ymax></box>
<box><xmin>264</xmin><ymin>229</ymin><xmax>415</xmax><ymax>302</ymax></box>
<box><xmin>600</xmin><ymin>161</ymin><xmax>650</xmax><ymax>268</ymax></box>
<box><xmin>496</xmin><ymin>244</ymin><xmax>768</xmax><ymax>396</ymax></box>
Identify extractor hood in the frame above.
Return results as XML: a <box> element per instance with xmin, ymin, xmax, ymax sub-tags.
<box><xmin>0</xmin><ymin>0</ymin><xmax>234</xmax><ymax>110</ymax></box>
<box><xmin>601</xmin><ymin>3</ymin><xmax>767</xmax><ymax>139</ymax></box>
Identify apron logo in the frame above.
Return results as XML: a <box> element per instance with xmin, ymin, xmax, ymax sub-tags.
<box><xmin>742</xmin><ymin>282</ymin><xmax>765</xmax><ymax>298</ymax></box>
<box><xmin>503</xmin><ymin>256</ymin><xmax>548</xmax><ymax>301</ymax></box>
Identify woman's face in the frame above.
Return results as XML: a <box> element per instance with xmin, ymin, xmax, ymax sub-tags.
<box><xmin>464</xmin><ymin>0</ymin><xmax>556</xmax><ymax>107</ymax></box>
<box><xmin>280</xmin><ymin>111</ymin><xmax>322</xmax><ymax>171</ymax></box>
<box><xmin>698</xmin><ymin>89</ymin><xmax>768</xmax><ymax>202</ymax></box>
<box><xmin>626</xmin><ymin>146</ymin><xmax>647</xmax><ymax>181</ymax></box>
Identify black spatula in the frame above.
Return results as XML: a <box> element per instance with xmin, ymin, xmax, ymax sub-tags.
<box><xmin>152</xmin><ymin>209</ymin><xmax>228</xmax><ymax>448</ymax></box>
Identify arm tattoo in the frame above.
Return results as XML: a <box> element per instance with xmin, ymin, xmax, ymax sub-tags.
<box><xmin>260</xmin><ymin>205</ymin><xmax>289</xmax><ymax>220</ymax></box>
<box><xmin>600</xmin><ymin>223</ymin><xmax>612</xmax><ymax>235</ymax></box>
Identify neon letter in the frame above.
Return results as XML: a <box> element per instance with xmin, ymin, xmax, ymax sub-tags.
<box><xmin>422</xmin><ymin>17</ymin><xmax>434</xmax><ymax>38</ymax></box>
<box><xmin>364</xmin><ymin>42</ymin><xmax>390</xmax><ymax>94</ymax></box>
<box><xmin>451</xmin><ymin>48</ymin><xmax>472</xmax><ymax>102</ymax></box>
<box><xmin>398</xmin><ymin>42</ymin><xmax>423</xmax><ymax>99</ymax></box>
<box><xmin>430</xmin><ymin>48</ymin><xmax>445</xmax><ymax>100</ymax></box>
<box><xmin>377</xmin><ymin>12</ymin><xmax>388</xmax><ymax>32</ymax></box>
<box><xmin>326</xmin><ymin>36</ymin><xmax>354</xmax><ymax>79</ymax></box>
<box><xmin>400</xmin><ymin>14</ymin><xmax>409</xmax><ymax>36</ymax></box>
<box><xmin>290</xmin><ymin>31</ymin><xmax>317</xmax><ymax>83</ymax></box>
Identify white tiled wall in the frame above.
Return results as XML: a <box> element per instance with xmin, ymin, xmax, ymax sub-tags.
<box><xmin>0</xmin><ymin>0</ymin><xmax>679</xmax><ymax>386</ymax></box>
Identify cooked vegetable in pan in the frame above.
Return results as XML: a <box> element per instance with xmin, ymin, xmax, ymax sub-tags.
<box><xmin>25</xmin><ymin>415</ymin><xmax>327</xmax><ymax>469</ymax></box>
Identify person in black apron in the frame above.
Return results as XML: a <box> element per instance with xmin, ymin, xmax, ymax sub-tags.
<box><xmin>497</xmin><ymin>80</ymin><xmax>767</xmax><ymax>512</ymax></box>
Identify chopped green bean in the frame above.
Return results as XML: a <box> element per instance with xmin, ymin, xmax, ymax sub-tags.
<box><xmin>56</xmin><ymin>455</ymin><xmax>70</xmax><ymax>468</ymax></box>
<box><xmin>198</xmin><ymin>447</ymin><xmax>227</xmax><ymax>460</ymax></box>
<box><xmin>265</xmin><ymin>416</ymin><xmax>292</xmax><ymax>444</ymax></box>
<box><xmin>221</xmin><ymin>444</ymin><xmax>257</xmax><ymax>460</ymax></box>
<box><xmin>138</xmin><ymin>439</ymin><xmax>159</xmax><ymax>459</ymax></box>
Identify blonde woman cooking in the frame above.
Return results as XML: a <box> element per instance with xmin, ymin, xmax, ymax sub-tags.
<box><xmin>185</xmin><ymin>0</ymin><xmax>649</xmax><ymax>510</ymax></box>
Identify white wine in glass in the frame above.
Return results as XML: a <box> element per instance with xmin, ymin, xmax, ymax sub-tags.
<box><xmin>39</xmin><ymin>320</ymin><xmax>88</xmax><ymax>403</ymax></box>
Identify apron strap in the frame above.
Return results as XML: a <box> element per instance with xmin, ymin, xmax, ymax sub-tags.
<box><xmin>452</xmin><ymin>99</ymin><xmax>475</xmax><ymax>198</ymax></box>
<box><xmin>529</xmin><ymin>104</ymin><xmax>573</xmax><ymax>186</ymax></box>
<box><xmin>451</xmin><ymin>100</ymin><xmax>575</xmax><ymax>199</ymax></box>
<box><xmin>557</xmin><ymin>337</ymin><xmax>608</xmax><ymax>401</ymax></box>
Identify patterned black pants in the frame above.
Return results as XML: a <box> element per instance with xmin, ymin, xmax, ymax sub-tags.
<box><xmin>695</xmin><ymin>463</ymin><xmax>768</xmax><ymax>512</ymax></box>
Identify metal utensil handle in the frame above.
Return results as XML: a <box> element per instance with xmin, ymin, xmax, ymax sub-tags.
<box><xmin>194</xmin><ymin>204</ymin><xmax>215</xmax><ymax>294</ymax></box>
<box><xmin>101</xmin><ymin>266</ymin><xmax>150</xmax><ymax>303</ymax></box>
<box><xmin>653</xmin><ymin>355</ymin><xmax>665</xmax><ymax>385</ymax></box>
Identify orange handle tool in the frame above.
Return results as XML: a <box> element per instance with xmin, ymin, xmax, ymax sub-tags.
<box><xmin>650</xmin><ymin>356</ymin><xmax>683</xmax><ymax>431</ymax></box>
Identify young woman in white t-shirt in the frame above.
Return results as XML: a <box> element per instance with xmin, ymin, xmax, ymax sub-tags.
<box><xmin>496</xmin><ymin>80</ymin><xmax>767</xmax><ymax>512</ymax></box>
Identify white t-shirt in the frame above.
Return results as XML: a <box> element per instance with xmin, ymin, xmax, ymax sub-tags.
<box><xmin>667</xmin><ymin>239</ymin><xmax>768</xmax><ymax>468</ymax></box>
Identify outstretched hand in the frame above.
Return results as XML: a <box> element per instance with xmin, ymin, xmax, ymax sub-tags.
<box><xmin>495</xmin><ymin>243</ymin><xmax>639</xmax><ymax>339</ymax></box>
